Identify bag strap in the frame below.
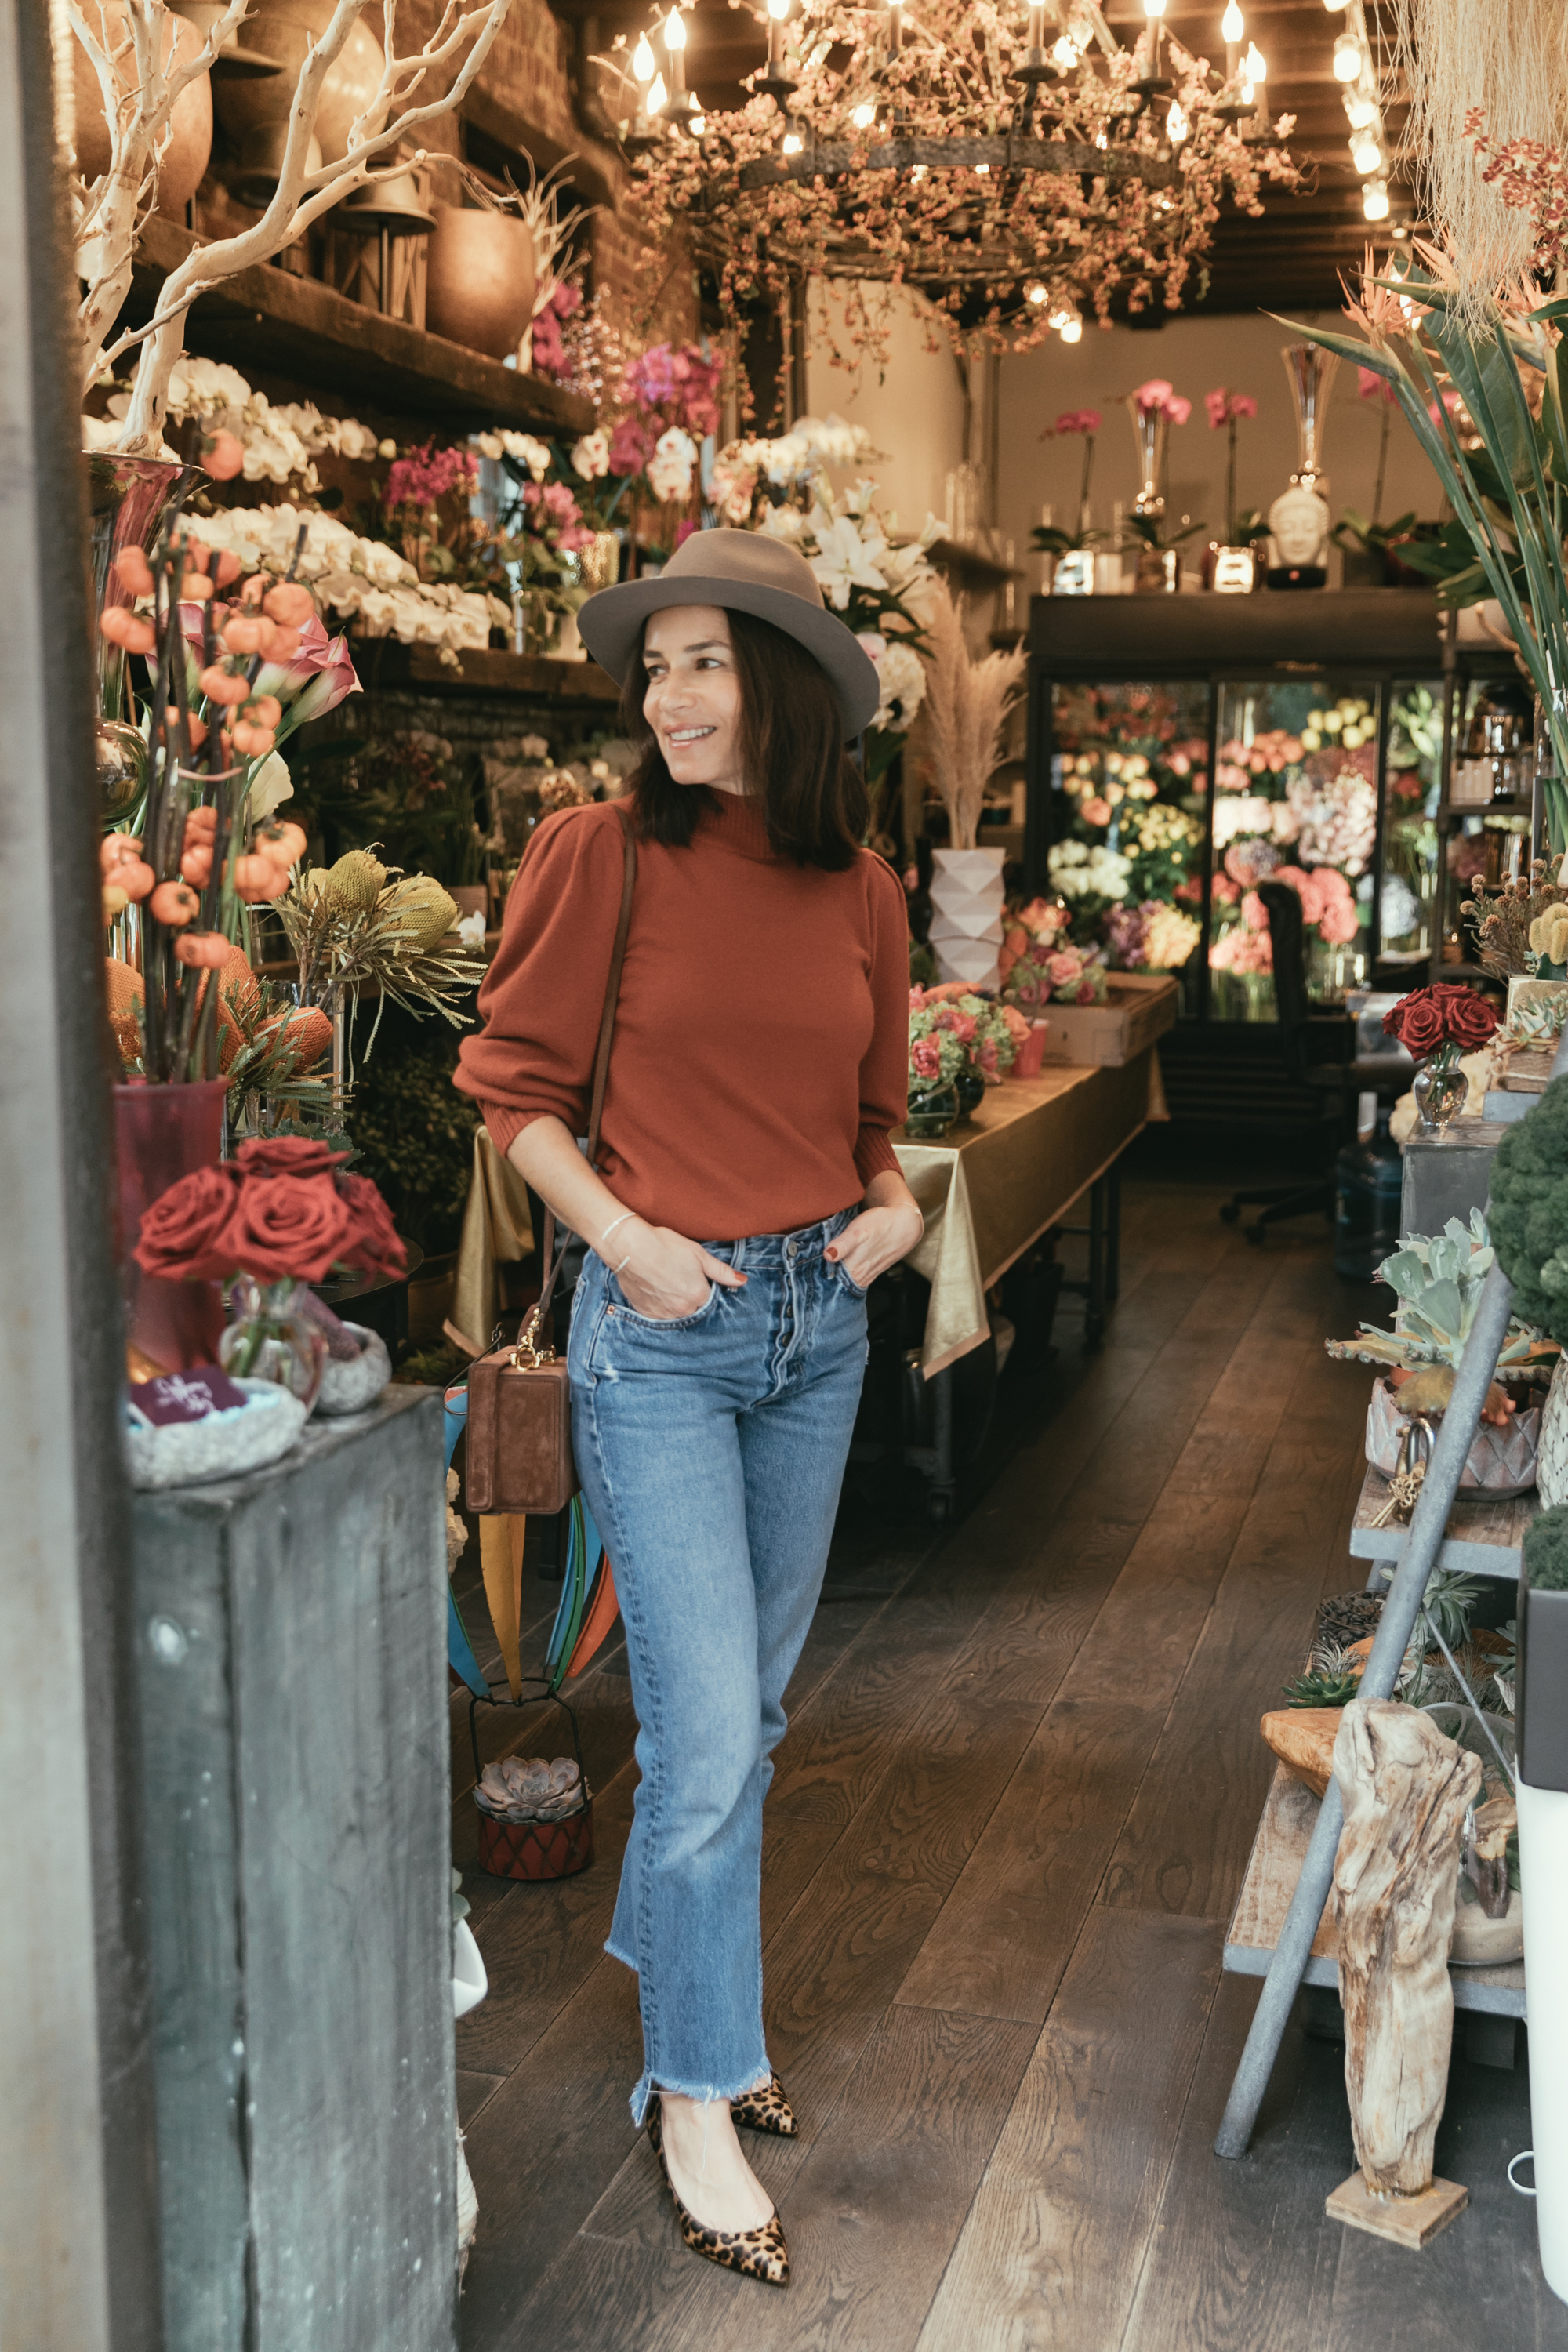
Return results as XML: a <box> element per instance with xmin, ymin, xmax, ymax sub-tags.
<box><xmin>516</xmin><ymin>802</ymin><xmax>637</xmax><ymax>1361</ymax></box>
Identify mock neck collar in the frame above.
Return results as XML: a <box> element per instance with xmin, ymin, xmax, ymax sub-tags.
<box><xmin>695</xmin><ymin>789</ymin><xmax>777</xmax><ymax>861</ymax></box>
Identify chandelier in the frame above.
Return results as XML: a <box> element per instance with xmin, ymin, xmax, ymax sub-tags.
<box><xmin>612</xmin><ymin>0</ymin><xmax>1301</xmax><ymax>362</ymax></box>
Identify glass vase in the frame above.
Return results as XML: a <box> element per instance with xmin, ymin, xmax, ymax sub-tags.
<box><xmin>219</xmin><ymin>1278</ymin><xmax>328</xmax><ymax>1412</ymax></box>
<box><xmin>114</xmin><ymin>1076</ymin><xmax>229</xmax><ymax>1376</ymax></box>
<box><xmin>906</xmin><ymin>1082</ymin><xmax>960</xmax><ymax>1139</ymax></box>
<box><xmin>953</xmin><ymin>1067</ymin><xmax>986</xmax><ymax>1119</ymax></box>
<box><xmin>1412</xmin><ymin>1042</ymin><xmax>1468</xmax><ymax>1135</ymax></box>
<box><xmin>1124</xmin><ymin>397</ymin><xmax>1169</xmax><ymax>519</ymax></box>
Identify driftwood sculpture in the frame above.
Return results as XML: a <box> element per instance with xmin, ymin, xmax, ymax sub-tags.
<box><xmin>1329</xmin><ymin>1699</ymin><xmax>1481</xmax><ymax>2238</ymax></box>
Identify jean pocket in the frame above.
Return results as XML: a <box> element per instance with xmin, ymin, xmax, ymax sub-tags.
<box><xmin>608</xmin><ymin>1279</ymin><xmax>722</xmax><ymax>1332</ymax></box>
<box><xmin>829</xmin><ymin>1258</ymin><xmax>869</xmax><ymax>1299</ymax></box>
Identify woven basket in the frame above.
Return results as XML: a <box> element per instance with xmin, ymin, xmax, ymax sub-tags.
<box><xmin>475</xmin><ymin>1794</ymin><xmax>594</xmax><ymax>1881</ymax></box>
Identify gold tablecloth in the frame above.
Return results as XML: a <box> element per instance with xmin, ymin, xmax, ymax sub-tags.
<box><xmin>444</xmin><ymin>1049</ymin><xmax>1163</xmax><ymax>1374</ymax></box>
<box><xmin>898</xmin><ymin>1048</ymin><xmax>1166</xmax><ymax>1377</ymax></box>
<box><xmin>446</xmin><ymin>1127</ymin><xmax>535</xmax><ymax>1358</ymax></box>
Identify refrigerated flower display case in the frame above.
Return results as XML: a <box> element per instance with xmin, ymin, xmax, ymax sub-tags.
<box><xmin>1024</xmin><ymin>593</ymin><xmax>1450</xmax><ymax>1037</ymax></box>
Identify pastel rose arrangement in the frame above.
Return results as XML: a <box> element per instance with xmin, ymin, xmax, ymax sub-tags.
<box><xmin>1002</xmin><ymin>942</ymin><xmax>1108</xmax><ymax>1010</ymax></box>
<box><xmin>1382</xmin><ymin>984</ymin><xmax>1498</xmax><ymax>1061</ymax></box>
<box><xmin>910</xmin><ymin>984</ymin><xmax>1022</xmax><ymax>1079</ymax></box>
<box><xmin>133</xmin><ymin>1134</ymin><xmax>405</xmax><ymax>1287</ymax></box>
<box><xmin>998</xmin><ymin>897</ymin><xmax>1070</xmax><ymax>985</ymax></box>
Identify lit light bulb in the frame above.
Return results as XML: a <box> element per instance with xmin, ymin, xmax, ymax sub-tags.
<box><xmin>768</xmin><ymin>0</ymin><xmax>789</xmax><ymax>16</ymax></box>
<box><xmin>909</xmin><ymin>162</ymin><xmax>927</xmax><ymax>180</ymax></box>
<box><xmin>851</xmin><ymin>100</ymin><xmax>876</xmax><ymax>127</ymax></box>
<box><xmin>1242</xmin><ymin>41</ymin><xmax>1265</xmax><ymax>81</ymax></box>
<box><xmin>1221</xmin><ymin>0</ymin><xmax>1243</xmax><ymax>38</ymax></box>
<box><xmin>632</xmin><ymin>33</ymin><xmax>655</xmax><ymax>81</ymax></box>
<box><xmin>1051</xmin><ymin>34</ymin><xmax>1079</xmax><ymax>67</ymax></box>
<box><xmin>1144</xmin><ymin>0</ymin><xmax>1167</xmax><ymax>16</ymax></box>
<box><xmin>690</xmin><ymin>107</ymin><xmax>706</xmax><ymax>132</ymax></box>
<box><xmin>1351</xmin><ymin>131</ymin><xmax>1381</xmax><ymax>175</ymax></box>
<box><xmin>1323</xmin><ymin>0</ymin><xmax>1350</xmax><ymax>9</ymax></box>
<box><xmin>1333</xmin><ymin>30</ymin><xmax>1362</xmax><ymax>78</ymax></box>
<box><xmin>1363</xmin><ymin>176</ymin><xmax>1390</xmax><ymax>221</ymax></box>
<box><xmin>1026</xmin><ymin>281</ymin><xmax>1049</xmax><ymax>305</ymax></box>
<box><xmin>663</xmin><ymin>9</ymin><xmax>685</xmax><ymax>49</ymax></box>
<box><xmin>1059</xmin><ymin>313</ymin><xmax>1083</xmax><ymax>343</ymax></box>
<box><xmin>648</xmin><ymin>69</ymin><xmax>668</xmax><ymax>107</ymax></box>
<box><xmin>782</xmin><ymin>129</ymin><xmax>803</xmax><ymax>151</ymax></box>
<box><xmin>1166</xmin><ymin>98</ymin><xmax>1189</xmax><ymax>141</ymax></box>
<box><xmin>1344</xmin><ymin>89</ymin><xmax>1377</xmax><ymax>128</ymax></box>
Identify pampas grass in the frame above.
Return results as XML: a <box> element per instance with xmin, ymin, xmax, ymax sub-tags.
<box><xmin>917</xmin><ymin>584</ymin><xmax>1026</xmax><ymax>853</ymax></box>
<box><xmin>1394</xmin><ymin>0</ymin><xmax>1568</xmax><ymax>320</ymax></box>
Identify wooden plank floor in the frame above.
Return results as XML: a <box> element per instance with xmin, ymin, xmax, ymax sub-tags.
<box><xmin>451</xmin><ymin>1179</ymin><xmax>1565</xmax><ymax>2352</ymax></box>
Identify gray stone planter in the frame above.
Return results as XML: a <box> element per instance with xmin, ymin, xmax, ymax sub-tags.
<box><xmin>1519</xmin><ymin>1568</ymin><xmax>1568</xmax><ymax>1795</ymax></box>
<box><xmin>130</xmin><ymin>1388</ymin><xmax>452</xmax><ymax>2350</ymax></box>
<box><xmin>1364</xmin><ymin>1374</ymin><xmax>1539</xmax><ymax>1500</ymax></box>
<box><xmin>314</xmin><ymin>1322</ymin><xmax>392</xmax><ymax>1417</ymax></box>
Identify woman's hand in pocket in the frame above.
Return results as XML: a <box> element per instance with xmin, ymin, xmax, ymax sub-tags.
<box><xmin>826</xmin><ymin>1196</ymin><xmax>926</xmax><ymax>1291</ymax></box>
<box><xmin>613</xmin><ymin>1222</ymin><xmax>746</xmax><ymax>1321</ymax></box>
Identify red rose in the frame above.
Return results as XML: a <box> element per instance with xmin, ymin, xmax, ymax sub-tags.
<box><xmin>335</xmin><ymin>1171</ymin><xmax>407</xmax><ymax>1280</ymax></box>
<box><xmin>134</xmin><ymin>1164</ymin><xmax>241</xmax><ymax>1282</ymax></box>
<box><xmin>233</xmin><ymin>1135</ymin><xmax>350</xmax><ymax>1180</ymax></box>
<box><xmin>1387</xmin><ymin>991</ymin><xmax>1445</xmax><ymax>1056</ymax></box>
<box><xmin>224</xmin><ymin>1173</ymin><xmax>353</xmax><ymax>1282</ymax></box>
<box><xmin>1443</xmin><ymin>986</ymin><xmax>1498</xmax><ymax>1051</ymax></box>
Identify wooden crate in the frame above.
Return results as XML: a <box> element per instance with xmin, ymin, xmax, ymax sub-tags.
<box><xmin>1040</xmin><ymin>971</ymin><xmax>1178</xmax><ymax>1068</ymax></box>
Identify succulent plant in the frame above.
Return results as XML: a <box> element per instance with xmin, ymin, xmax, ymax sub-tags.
<box><xmin>1283</xmin><ymin>1668</ymin><xmax>1365</xmax><ymax>1710</ymax></box>
<box><xmin>1325</xmin><ymin>1210</ymin><xmax>1554</xmax><ymax>1383</ymax></box>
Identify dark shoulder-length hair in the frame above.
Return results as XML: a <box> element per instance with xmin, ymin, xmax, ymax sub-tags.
<box><xmin>617</xmin><ymin>604</ymin><xmax>869</xmax><ymax>871</ymax></box>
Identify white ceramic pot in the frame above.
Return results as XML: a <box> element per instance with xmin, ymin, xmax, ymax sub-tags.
<box><xmin>1450</xmin><ymin>1884</ymin><xmax>1523</xmax><ymax>1966</ymax></box>
<box><xmin>123</xmin><ymin>1377</ymin><xmax>307</xmax><ymax>1490</ymax></box>
<box><xmin>927</xmin><ymin>846</ymin><xmax>1006</xmax><ymax>992</ymax></box>
<box><xmin>314</xmin><ymin>1323</ymin><xmax>392</xmax><ymax>1417</ymax></box>
<box><xmin>72</xmin><ymin>3</ymin><xmax>212</xmax><ymax>214</ymax></box>
<box><xmin>212</xmin><ymin>0</ymin><xmax>386</xmax><ymax>202</ymax></box>
<box><xmin>1364</xmin><ymin>1375</ymin><xmax>1539</xmax><ymax>1500</ymax></box>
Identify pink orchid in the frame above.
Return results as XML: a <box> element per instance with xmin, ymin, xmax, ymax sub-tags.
<box><xmin>1047</xmin><ymin>408</ymin><xmax>1102</xmax><ymax>437</ymax></box>
<box><xmin>608</xmin><ymin>418</ymin><xmax>654</xmax><ymax>477</ymax></box>
<box><xmin>384</xmin><ymin>441</ymin><xmax>478</xmax><ymax>510</ymax></box>
<box><xmin>1132</xmin><ymin>379</ymin><xmax>1191</xmax><ymax>423</ymax></box>
<box><xmin>1359</xmin><ymin>365</ymin><xmax>1399</xmax><ymax>405</ymax></box>
<box><xmin>1205</xmin><ymin>387</ymin><xmax>1258</xmax><ymax>428</ymax></box>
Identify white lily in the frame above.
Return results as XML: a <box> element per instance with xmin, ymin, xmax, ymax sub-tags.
<box><xmin>806</xmin><ymin>511</ymin><xmax>888</xmax><ymax>609</ymax></box>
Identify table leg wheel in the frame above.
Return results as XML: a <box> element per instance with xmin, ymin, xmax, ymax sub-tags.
<box><xmin>927</xmin><ymin>1489</ymin><xmax>953</xmax><ymax>1526</ymax></box>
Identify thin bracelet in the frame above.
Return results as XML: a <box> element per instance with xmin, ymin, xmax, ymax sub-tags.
<box><xmin>598</xmin><ymin>1210</ymin><xmax>637</xmax><ymax>1257</ymax></box>
<box><xmin>612</xmin><ymin>1247</ymin><xmax>636</xmax><ymax>1275</ymax></box>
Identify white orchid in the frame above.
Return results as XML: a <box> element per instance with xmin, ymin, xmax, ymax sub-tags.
<box><xmin>875</xmin><ymin>640</ymin><xmax>927</xmax><ymax>729</ymax></box>
<box><xmin>571</xmin><ymin>430</ymin><xmax>610</xmax><ymax>480</ymax></box>
<box><xmin>806</xmin><ymin>510</ymin><xmax>889</xmax><ymax>610</ymax></box>
<box><xmin>506</xmin><ymin>432</ymin><xmax>554</xmax><ymax>481</ymax></box>
<box><xmin>456</xmin><ymin>911</ymin><xmax>488</xmax><ymax>950</ymax></box>
<box><xmin>648</xmin><ymin>426</ymin><xmax>698</xmax><ymax>504</ymax></box>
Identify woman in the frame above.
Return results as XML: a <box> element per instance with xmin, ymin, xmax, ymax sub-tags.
<box><xmin>455</xmin><ymin>530</ymin><xmax>924</xmax><ymax>2288</ymax></box>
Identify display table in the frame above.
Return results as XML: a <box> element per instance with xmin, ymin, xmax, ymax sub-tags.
<box><xmin>895</xmin><ymin>1048</ymin><xmax>1167</xmax><ymax>1376</ymax></box>
<box><xmin>1352</xmin><ymin>1461</ymin><xmax>1537</xmax><ymax>1585</ymax></box>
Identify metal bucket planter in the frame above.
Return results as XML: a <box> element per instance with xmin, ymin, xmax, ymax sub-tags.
<box><xmin>1364</xmin><ymin>1375</ymin><xmax>1539</xmax><ymax>1500</ymax></box>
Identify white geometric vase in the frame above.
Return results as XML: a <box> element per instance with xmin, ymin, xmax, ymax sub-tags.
<box><xmin>927</xmin><ymin>846</ymin><xmax>1006</xmax><ymax>992</ymax></box>
<box><xmin>1538</xmin><ymin>1352</ymin><xmax>1568</xmax><ymax>1507</ymax></box>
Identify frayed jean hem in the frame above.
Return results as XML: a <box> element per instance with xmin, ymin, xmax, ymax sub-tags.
<box><xmin>630</xmin><ymin>2057</ymin><xmax>774</xmax><ymax>2131</ymax></box>
<box><xmin>604</xmin><ymin>1934</ymin><xmax>637</xmax><ymax>1973</ymax></box>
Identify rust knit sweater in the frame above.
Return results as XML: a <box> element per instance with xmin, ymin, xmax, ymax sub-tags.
<box><xmin>453</xmin><ymin>792</ymin><xmax>911</xmax><ymax>1243</ymax></box>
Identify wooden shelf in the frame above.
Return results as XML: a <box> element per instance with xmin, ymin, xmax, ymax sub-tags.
<box><xmin>130</xmin><ymin>216</ymin><xmax>593</xmax><ymax>437</ymax></box>
<box><xmin>1350</xmin><ymin>1461</ymin><xmax>1534</xmax><ymax>1585</ymax></box>
<box><xmin>350</xmin><ymin>641</ymin><xmax>621</xmax><ymax>701</ymax></box>
<box><xmin>1223</xmin><ymin>1762</ymin><xmax>1526</xmax><ymax>2017</ymax></box>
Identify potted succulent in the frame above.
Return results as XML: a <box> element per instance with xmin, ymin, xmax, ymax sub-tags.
<box><xmin>1326</xmin><ymin>1211</ymin><xmax>1553</xmax><ymax>1497</ymax></box>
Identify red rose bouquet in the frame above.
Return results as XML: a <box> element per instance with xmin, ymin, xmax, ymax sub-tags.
<box><xmin>1382</xmin><ymin>984</ymin><xmax>1498</xmax><ymax>1062</ymax></box>
<box><xmin>134</xmin><ymin>1134</ymin><xmax>405</xmax><ymax>1287</ymax></box>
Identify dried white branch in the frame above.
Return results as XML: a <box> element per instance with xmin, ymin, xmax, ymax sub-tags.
<box><xmin>75</xmin><ymin>0</ymin><xmax>514</xmax><ymax>451</ymax></box>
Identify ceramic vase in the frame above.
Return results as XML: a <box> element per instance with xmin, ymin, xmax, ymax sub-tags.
<box><xmin>1412</xmin><ymin>1042</ymin><xmax>1468</xmax><ymax>1134</ymax></box>
<box><xmin>1364</xmin><ymin>1375</ymin><xmax>1540</xmax><ymax>1499</ymax></box>
<box><xmin>424</xmin><ymin>206</ymin><xmax>537</xmax><ymax>359</ymax></box>
<box><xmin>212</xmin><ymin>0</ymin><xmax>386</xmax><ymax>202</ymax></box>
<box><xmin>927</xmin><ymin>846</ymin><xmax>1005</xmax><ymax>991</ymax></box>
<box><xmin>114</xmin><ymin>1076</ymin><xmax>229</xmax><ymax>1375</ymax></box>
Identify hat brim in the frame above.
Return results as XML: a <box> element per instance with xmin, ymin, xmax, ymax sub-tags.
<box><xmin>577</xmin><ymin>571</ymin><xmax>882</xmax><ymax>740</ymax></box>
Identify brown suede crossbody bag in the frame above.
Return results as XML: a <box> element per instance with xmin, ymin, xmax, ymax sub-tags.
<box><xmin>464</xmin><ymin>802</ymin><xmax>637</xmax><ymax>1515</ymax></box>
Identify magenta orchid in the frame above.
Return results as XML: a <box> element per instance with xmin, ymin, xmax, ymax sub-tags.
<box><xmin>1047</xmin><ymin>409</ymin><xmax>1102</xmax><ymax>437</ymax></box>
<box><xmin>1133</xmin><ymin>379</ymin><xmax>1192</xmax><ymax>425</ymax></box>
<box><xmin>384</xmin><ymin>441</ymin><xmax>480</xmax><ymax>510</ymax></box>
<box><xmin>1204</xmin><ymin>387</ymin><xmax>1258</xmax><ymax>428</ymax></box>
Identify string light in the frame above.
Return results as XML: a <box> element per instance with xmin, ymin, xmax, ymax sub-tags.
<box><xmin>851</xmin><ymin>100</ymin><xmax>877</xmax><ymax>128</ymax></box>
<box><xmin>1333</xmin><ymin>31</ymin><xmax>1363</xmax><ymax>79</ymax></box>
<box><xmin>1026</xmin><ymin>281</ymin><xmax>1048</xmax><ymax>305</ymax></box>
<box><xmin>1344</xmin><ymin>89</ymin><xmax>1377</xmax><ymax>129</ymax></box>
<box><xmin>1051</xmin><ymin>34</ymin><xmax>1079</xmax><ymax>67</ymax></box>
<box><xmin>782</xmin><ymin>129</ymin><xmax>803</xmax><ymax>151</ymax></box>
<box><xmin>1058</xmin><ymin>313</ymin><xmax>1083</xmax><ymax>343</ymax></box>
<box><xmin>1351</xmin><ymin>131</ymin><xmax>1381</xmax><ymax>176</ymax></box>
<box><xmin>1167</xmin><ymin>99</ymin><xmax>1189</xmax><ymax>142</ymax></box>
<box><xmin>1363</xmin><ymin>177</ymin><xmax>1389</xmax><ymax>220</ymax></box>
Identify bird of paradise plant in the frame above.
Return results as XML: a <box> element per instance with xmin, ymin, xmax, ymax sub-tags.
<box><xmin>1278</xmin><ymin>242</ymin><xmax>1568</xmax><ymax>848</ymax></box>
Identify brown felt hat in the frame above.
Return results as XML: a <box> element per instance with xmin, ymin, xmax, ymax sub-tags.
<box><xmin>577</xmin><ymin>528</ymin><xmax>882</xmax><ymax>739</ymax></box>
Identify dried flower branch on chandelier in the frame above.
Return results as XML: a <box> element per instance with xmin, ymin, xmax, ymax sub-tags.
<box><xmin>615</xmin><ymin>0</ymin><xmax>1299</xmax><ymax>364</ymax></box>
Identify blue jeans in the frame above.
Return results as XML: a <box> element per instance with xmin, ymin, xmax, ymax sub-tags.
<box><xmin>567</xmin><ymin>1207</ymin><xmax>869</xmax><ymax>2125</ymax></box>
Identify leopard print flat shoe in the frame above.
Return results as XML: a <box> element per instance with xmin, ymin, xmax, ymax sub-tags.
<box><xmin>729</xmin><ymin>2074</ymin><xmax>799</xmax><ymax>2138</ymax></box>
<box><xmin>646</xmin><ymin>2101</ymin><xmax>790</xmax><ymax>2287</ymax></box>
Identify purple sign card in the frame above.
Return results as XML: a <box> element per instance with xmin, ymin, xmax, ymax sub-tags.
<box><xmin>128</xmin><ymin>1366</ymin><xmax>250</xmax><ymax>1426</ymax></box>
